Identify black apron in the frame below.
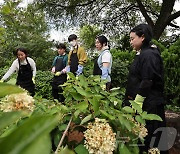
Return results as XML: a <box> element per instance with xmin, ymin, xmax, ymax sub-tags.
<box><xmin>70</xmin><ymin>48</ymin><xmax>79</xmax><ymax>75</ymax></box>
<box><xmin>93</xmin><ymin>57</ymin><xmax>102</xmax><ymax>75</ymax></box>
<box><xmin>125</xmin><ymin>55</ymin><xmax>141</xmax><ymax>101</ymax></box>
<box><xmin>52</xmin><ymin>56</ymin><xmax>67</xmax><ymax>89</ymax></box>
<box><xmin>16</xmin><ymin>58</ymin><xmax>35</xmax><ymax>95</ymax></box>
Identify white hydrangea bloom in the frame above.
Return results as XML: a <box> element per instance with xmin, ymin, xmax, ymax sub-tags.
<box><xmin>0</xmin><ymin>92</ymin><xmax>34</xmax><ymax>112</ymax></box>
<box><xmin>84</xmin><ymin>118</ymin><xmax>116</xmax><ymax>154</ymax></box>
<box><xmin>148</xmin><ymin>148</ymin><xmax>160</xmax><ymax>154</ymax></box>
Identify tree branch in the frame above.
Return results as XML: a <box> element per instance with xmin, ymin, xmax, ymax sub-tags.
<box><xmin>55</xmin><ymin>116</ymin><xmax>73</xmax><ymax>154</ymax></box>
<box><xmin>135</xmin><ymin>0</ymin><xmax>154</xmax><ymax>27</ymax></box>
<box><xmin>168</xmin><ymin>22</ymin><xmax>180</xmax><ymax>28</ymax></box>
<box><xmin>168</xmin><ymin>10</ymin><xmax>180</xmax><ymax>23</ymax></box>
<box><xmin>44</xmin><ymin>0</ymin><xmax>96</xmax><ymax>8</ymax></box>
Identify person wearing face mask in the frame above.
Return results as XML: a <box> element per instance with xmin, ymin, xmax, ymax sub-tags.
<box><xmin>51</xmin><ymin>43</ymin><xmax>68</xmax><ymax>102</ymax></box>
<box><xmin>124</xmin><ymin>24</ymin><xmax>167</xmax><ymax>154</ymax></box>
<box><xmin>0</xmin><ymin>48</ymin><xmax>36</xmax><ymax>96</ymax></box>
<box><xmin>64</xmin><ymin>34</ymin><xmax>87</xmax><ymax>76</ymax></box>
<box><xmin>93</xmin><ymin>35</ymin><xmax>112</xmax><ymax>91</ymax></box>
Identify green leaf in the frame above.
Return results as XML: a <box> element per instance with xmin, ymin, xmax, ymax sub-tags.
<box><xmin>71</xmin><ymin>92</ymin><xmax>84</xmax><ymax>101</ymax></box>
<box><xmin>129</xmin><ymin>100</ymin><xmax>142</xmax><ymax>114</ymax></box>
<box><xmin>0</xmin><ymin>111</ymin><xmax>26</xmax><ymax>130</ymax></box>
<box><xmin>0</xmin><ymin>114</ymin><xmax>60</xmax><ymax>154</ymax></box>
<box><xmin>67</xmin><ymin>72</ymin><xmax>76</xmax><ymax>80</ymax></box>
<box><xmin>75</xmin><ymin>144</ymin><xmax>88</xmax><ymax>154</ymax></box>
<box><xmin>119</xmin><ymin>143</ymin><xmax>131</xmax><ymax>154</ymax></box>
<box><xmin>89</xmin><ymin>97</ymin><xmax>100</xmax><ymax>113</ymax></box>
<box><xmin>21</xmin><ymin>134</ymin><xmax>51</xmax><ymax>154</ymax></box>
<box><xmin>142</xmin><ymin>113</ymin><xmax>163</xmax><ymax>121</ymax></box>
<box><xmin>0</xmin><ymin>83</ymin><xmax>25</xmax><ymax>98</ymax></box>
<box><xmin>74</xmin><ymin>86</ymin><xmax>88</xmax><ymax>97</ymax></box>
<box><xmin>135</xmin><ymin>115</ymin><xmax>145</xmax><ymax>125</ymax></box>
<box><xmin>59</xmin><ymin>146</ymin><xmax>75</xmax><ymax>154</ymax></box>
<box><xmin>74</xmin><ymin>101</ymin><xmax>88</xmax><ymax>112</ymax></box>
<box><xmin>80</xmin><ymin>114</ymin><xmax>92</xmax><ymax>125</ymax></box>
<box><xmin>100</xmin><ymin>110</ymin><xmax>115</xmax><ymax>120</ymax></box>
<box><xmin>118</xmin><ymin>116</ymin><xmax>132</xmax><ymax>131</ymax></box>
<box><xmin>122</xmin><ymin>106</ymin><xmax>135</xmax><ymax>113</ymax></box>
<box><xmin>59</xmin><ymin>124</ymin><xmax>68</xmax><ymax>131</ymax></box>
<box><xmin>78</xmin><ymin>75</ymin><xmax>88</xmax><ymax>88</ymax></box>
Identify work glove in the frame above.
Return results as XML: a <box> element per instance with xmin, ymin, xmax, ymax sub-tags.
<box><xmin>0</xmin><ymin>79</ymin><xmax>4</xmax><ymax>83</ymax></box>
<box><xmin>101</xmin><ymin>67</ymin><xmax>109</xmax><ymax>80</ymax></box>
<box><xmin>51</xmin><ymin>67</ymin><xmax>55</xmax><ymax>73</ymax></box>
<box><xmin>66</xmin><ymin>65</ymin><xmax>70</xmax><ymax>73</ymax></box>
<box><xmin>134</xmin><ymin>94</ymin><xmax>146</xmax><ymax>109</ymax></box>
<box><xmin>32</xmin><ymin>77</ymin><xmax>35</xmax><ymax>84</ymax></box>
<box><xmin>76</xmin><ymin>65</ymin><xmax>83</xmax><ymax>76</ymax></box>
<box><xmin>55</xmin><ymin>71</ymin><xmax>61</xmax><ymax>76</ymax></box>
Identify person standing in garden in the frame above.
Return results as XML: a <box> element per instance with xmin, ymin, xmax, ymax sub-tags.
<box><xmin>93</xmin><ymin>35</ymin><xmax>112</xmax><ymax>91</ymax></box>
<box><xmin>51</xmin><ymin>43</ymin><xmax>68</xmax><ymax>102</ymax></box>
<box><xmin>0</xmin><ymin>48</ymin><xmax>36</xmax><ymax>96</ymax></box>
<box><xmin>124</xmin><ymin>24</ymin><xmax>167</xmax><ymax>153</ymax></box>
<box><xmin>64</xmin><ymin>34</ymin><xmax>87</xmax><ymax>76</ymax></box>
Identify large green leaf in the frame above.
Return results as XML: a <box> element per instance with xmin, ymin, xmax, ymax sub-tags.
<box><xmin>74</xmin><ymin>101</ymin><xmax>88</xmax><ymax>112</ymax></box>
<box><xmin>122</xmin><ymin>106</ymin><xmax>135</xmax><ymax>114</ymax></box>
<box><xmin>21</xmin><ymin>134</ymin><xmax>51</xmax><ymax>154</ymax></box>
<box><xmin>119</xmin><ymin>143</ymin><xmax>131</xmax><ymax>154</ymax></box>
<box><xmin>74</xmin><ymin>144</ymin><xmax>89</xmax><ymax>154</ymax></box>
<box><xmin>71</xmin><ymin>92</ymin><xmax>84</xmax><ymax>101</ymax></box>
<box><xmin>0</xmin><ymin>111</ymin><xmax>26</xmax><ymax>131</ymax></box>
<box><xmin>100</xmin><ymin>110</ymin><xmax>115</xmax><ymax>120</ymax></box>
<box><xmin>0</xmin><ymin>83</ymin><xmax>24</xmax><ymax>98</ymax></box>
<box><xmin>74</xmin><ymin>86</ymin><xmax>88</xmax><ymax>97</ymax></box>
<box><xmin>59</xmin><ymin>146</ymin><xmax>75</xmax><ymax>154</ymax></box>
<box><xmin>0</xmin><ymin>114</ymin><xmax>60</xmax><ymax>154</ymax></box>
<box><xmin>89</xmin><ymin>97</ymin><xmax>100</xmax><ymax>113</ymax></box>
<box><xmin>135</xmin><ymin>115</ymin><xmax>145</xmax><ymax>125</ymax></box>
<box><xmin>141</xmin><ymin>112</ymin><xmax>162</xmax><ymax>121</ymax></box>
<box><xmin>80</xmin><ymin>114</ymin><xmax>92</xmax><ymax>125</ymax></box>
<box><xmin>129</xmin><ymin>100</ymin><xmax>142</xmax><ymax>114</ymax></box>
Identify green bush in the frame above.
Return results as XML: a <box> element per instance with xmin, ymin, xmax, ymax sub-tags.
<box><xmin>35</xmin><ymin>70</ymin><xmax>53</xmax><ymax>99</ymax></box>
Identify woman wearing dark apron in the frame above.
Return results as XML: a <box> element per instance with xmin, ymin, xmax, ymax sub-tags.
<box><xmin>125</xmin><ymin>24</ymin><xmax>167</xmax><ymax>153</ymax></box>
<box><xmin>93</xmin><ymin>35</ymin><xmax>112</xmax><ymax>91</ymax></box>
<box><xmin>63</xmin><ymin>34</ymin><xmax>87</xmax><ymax>76</ymax></box>
<box><xmin>51</xmin><ymin>43</ymin><xmax>68</xmax><ymax>102</ymax></box>
<box><xmin>1</xmin><ymin>48</ymin><xmax>36</xmax><ymax>96</ymax></box>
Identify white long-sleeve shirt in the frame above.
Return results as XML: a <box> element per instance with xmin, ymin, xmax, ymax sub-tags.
<box><xmin>2</xmin><ymin>57</ymin><xmax>36</xmax><ymax>80</ymax></box>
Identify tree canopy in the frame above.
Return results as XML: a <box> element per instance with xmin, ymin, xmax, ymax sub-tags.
<box><xmin>35</xmin><ymin>0</ymin><xmax>180</xmax><ymax>40</ymax></box>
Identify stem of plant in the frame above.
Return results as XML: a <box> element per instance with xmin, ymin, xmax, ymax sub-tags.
<box><xmin>55</xmin><ymin>116</ymin><xmax>73</xmax><ymax>154</ymax></box>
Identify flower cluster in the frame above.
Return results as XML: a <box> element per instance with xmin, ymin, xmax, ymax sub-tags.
<box><xmin>148</xmin><ymin>148</ymin><xmax>160</xmax><ymax>154</ymax></box>
<box><xmin>84</xmin><ymin>118</ymin><xmax>116</xmax><ymax>154</ymax></box>
<box><xmin>132</xmin><ymin>121</ymin><xmax>148</xmax><ymax>139</ymax></box>
<box><xmin>0</xmin><ymin>92</ymin><xmax>34</xmax><ymax>112</ymax></box>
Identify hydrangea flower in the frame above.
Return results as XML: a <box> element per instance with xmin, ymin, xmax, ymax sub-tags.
<box><xmin>84</xmin><ymin>118</ymin><xmax>116</xmax><ymax>154</ymax></box>
<box><xmin>0</xmin><ymin>92</ymin><xmax>34</xmax><ymax>112</ymax></box>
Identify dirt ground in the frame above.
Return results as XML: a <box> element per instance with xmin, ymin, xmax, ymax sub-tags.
<box><xmin>165</xmin><ymin>110</ymin><xmax>180</xmax><ymax>154</ymax></box>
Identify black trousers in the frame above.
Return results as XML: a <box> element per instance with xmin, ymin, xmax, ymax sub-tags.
<box><xmin>139</xmin><ymin>104</ymin><xmax>168</xmax><ymax>154</ymax></box>
<box><xmin>52</xmin><ymin>87</ymin><xmax>65</xmax><ymax>102</ymax></box>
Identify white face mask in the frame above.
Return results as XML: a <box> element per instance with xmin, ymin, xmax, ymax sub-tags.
<box><xmin>69</xmin><ymin>40</ymin><xmax>77</xmax><ymax>47</ymax></box>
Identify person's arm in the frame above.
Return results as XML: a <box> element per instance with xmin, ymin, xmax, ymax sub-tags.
<box><xmin>101</xmin><ymin>52</ymin><xmax>111</xmax><ymax>80</ymax></box>
<box><xmin>1</xmin><ymin>60</ymin><xmax>18</xmax><ymax>81</ymax></box>
<box><xmin>77</xmin><ymin>47</ymin><xmax>87</xmax><ymax>66</ymax></box>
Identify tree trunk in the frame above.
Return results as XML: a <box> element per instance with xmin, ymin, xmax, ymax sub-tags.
<box><xmin>152</xmin><ymin>0</ymin><xmax>176</xmax><ymax>40</ymax></box>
